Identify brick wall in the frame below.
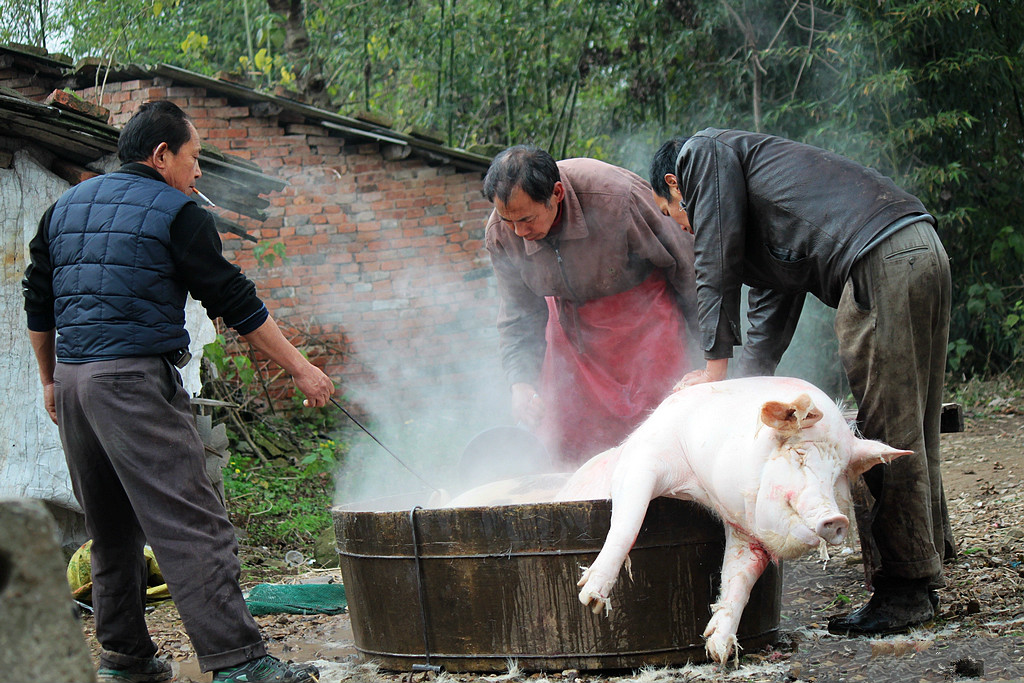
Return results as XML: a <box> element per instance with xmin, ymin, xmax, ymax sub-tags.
<box><xmin>0</xmin><ymin>64</ymin><xmax>49</xmax><ymax>100</ymax></box>
<box><xmin>78</xmin><ymin>79</ymin><xmax>507</xmax><ymax>415</ymax></box>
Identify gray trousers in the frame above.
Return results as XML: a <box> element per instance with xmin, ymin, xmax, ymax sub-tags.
<box><xmin>54</xmin><ymin>356</ymin><xmax>266</xmax><ymax>672</ymax></box>
<box><xmin>835</xmin><ymin>220</ymin><xmax>951</xmax><ymax>586</ymax></box>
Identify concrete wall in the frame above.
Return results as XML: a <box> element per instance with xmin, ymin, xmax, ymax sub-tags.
<box><xmin>0</xmin><ymin>498</ymin><xmax>96</xmax><ymax>683</ymax></box>
<box><xmin>0</xmin><ymin>140</ymin><xmax>214</xmax><ymax>545</ymax></box>
<box><xmin>0</xmin><ymin>144</ymin><xmax>79</xmax><ymax>518</ymax></box>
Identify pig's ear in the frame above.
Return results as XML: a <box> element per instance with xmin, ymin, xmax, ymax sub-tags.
<box><xmin>847</xmin><ymin>440</ymin><xmax>913</xmax><ymax>477</ymax></box>
<box><xmin>760</xmin><ymin>394</ymin><xmax>824</xmax><ymax>437</ymax></box>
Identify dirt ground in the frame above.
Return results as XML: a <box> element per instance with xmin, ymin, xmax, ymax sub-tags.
<box><xmin>77</xmin><ymin>392</ymin><xmax>1024</xmax><ymax>683</ymax></box>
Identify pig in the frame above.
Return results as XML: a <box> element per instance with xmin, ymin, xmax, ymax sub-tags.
<box><xmin>439</xmin><ymin>472</ymin><xmax>571</xmax><ymax>508</ymax></box>
<box><xmin>554</xmin><ymin>376</ymin><xmax>911</xmax><ymax>665</ymax></box>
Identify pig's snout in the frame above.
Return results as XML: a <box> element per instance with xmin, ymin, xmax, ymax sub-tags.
<box><xmin>815</xmin><ymin>513</ymin><xmax>849</xmax><ymax>545</ymax></box>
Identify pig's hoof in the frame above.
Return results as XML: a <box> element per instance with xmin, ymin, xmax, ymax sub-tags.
<box><xmin>705</xmin><ymin>632</ymin><xmax>740</xmax><ymax>666</ymax></box>
<box><xmin>578</xmin><ymin>587</ymin><xmax>611</xmax><ymax>615</ymax></box>
<box><xmin>576</xmin><ymin>565</ymin><xmax>592</xmax><ymax>588</ymax></box>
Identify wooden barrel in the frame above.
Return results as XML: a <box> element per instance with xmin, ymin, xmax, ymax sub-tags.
<box><xmin>333</xmin><ymin>498</ymin><xmax>781</xmax><ymax>672</ymax></box>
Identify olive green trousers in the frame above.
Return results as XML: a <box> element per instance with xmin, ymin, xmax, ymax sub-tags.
<box><xmin>836</xmin><ymin>220</ymin><xmax>952</xmax><ymax>587</ymax></box>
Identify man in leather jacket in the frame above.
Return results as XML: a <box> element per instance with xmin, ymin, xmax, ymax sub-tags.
<box><xmin>650</xmin><ymin>128</ymin><xmax>952</xmax><ymax>636</ymax></box>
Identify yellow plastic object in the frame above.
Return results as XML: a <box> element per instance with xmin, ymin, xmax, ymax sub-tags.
<box><xmin>67</xmin><ymin>540</ymin><xmax>172</xmax><ymax>604</ymax></box>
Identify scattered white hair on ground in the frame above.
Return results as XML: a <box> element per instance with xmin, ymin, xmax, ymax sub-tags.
<box><xmin>356</xmin><ymin>661</ymin><xmax>381</xmax><ymax>676</ymax></box>
<box><xmin>869</xmin><ymin>630</ymin><xmax>936</xmax><ymax>658</ymax></box>
<box><xmin>482</xmin><ymin>658</ymin><xmax>523</xmax><ymax>681</ymax></box>
<box><xmin>817</xmin><ymin>538</ymin><xmax>831</xmax><ymax>566</ymax></box>
<box><xmin>728</xmin><ymin>661</ymin><xmax>793</xmax><ymax>679</ymax></box>
<box><xmin>303</xmin><ymin>660</ymin><xmax>378</xmax><ymax>683</ymax></box>
<box><xmin>629</xmin><ymin>664</ymin><xmax>702</xmax><ymax>683</ymax></box>
<box><xmin>625</xmin><ymin>661</ymin><xmax>790</xmax><ymax>682</ymax></box>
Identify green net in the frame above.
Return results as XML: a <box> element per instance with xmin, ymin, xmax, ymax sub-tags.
<box><xmin>245</xmin><ymin>583</ymin><xmax>347</xmax><ymax>616</ymax></box>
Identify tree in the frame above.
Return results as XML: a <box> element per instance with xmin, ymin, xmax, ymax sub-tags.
<box><xmin>8</xmin><ymin>0</ymin><xmax>1023</xmax><ymax>376</ymax></box>
<box><xmin>0</xmin><ymin>0</ymin><xmax>64</xmax><ymax>50</ymax></box>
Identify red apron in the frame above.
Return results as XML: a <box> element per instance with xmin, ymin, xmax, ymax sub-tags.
<box><xmin>538</xmin><ymin>272</ymin><xmax>691</xmax><ymax>467</ymax></box>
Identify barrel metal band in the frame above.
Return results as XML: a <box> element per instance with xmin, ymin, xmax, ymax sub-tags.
<box><xmin>408</xmin><ymin>506</ymin><xmax>441</xmax><ymax>673</ymax></box>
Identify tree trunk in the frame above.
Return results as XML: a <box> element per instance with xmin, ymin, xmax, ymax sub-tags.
<box><xmin>266</xmin><ymin>0</ymin><xmax>329</xmax><ymax>106</ymax></box>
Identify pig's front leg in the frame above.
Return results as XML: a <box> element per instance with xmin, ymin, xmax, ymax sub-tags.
<box><xmin>703</xmin><ymin>526</ymin><xmax>772</xmax><ymax>665</ymax></box>
<box><xmin>578</xmin><ymin>468</ymin><xmax>659</xmax><ymax>615</ymax></box>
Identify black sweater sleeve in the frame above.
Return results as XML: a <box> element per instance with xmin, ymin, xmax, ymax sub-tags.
<box><xmin>171</xmin><ymin>203</ymin><xmax>268</xmax><ymax>334</ymax></box>
<box><xmin>23</xmin><ymin>205</ymin><xmax>57</xmax><ymax>331</ymax></box>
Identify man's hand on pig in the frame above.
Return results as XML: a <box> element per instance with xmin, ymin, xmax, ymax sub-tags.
<box><xmin>675</xmin><ymin>359</ymin><xmax>728</xmax><ymax>390</ymax></box>
<box><xmin>511</xmin><ymin>382</ymin><xmax>544</xmax><ymax>428</ymax></box>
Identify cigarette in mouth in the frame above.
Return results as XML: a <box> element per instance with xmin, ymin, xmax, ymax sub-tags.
<box><xmin>192</xmin><ymin>188</ymin><xmax>216</xmax><ymax>207</ymax></box>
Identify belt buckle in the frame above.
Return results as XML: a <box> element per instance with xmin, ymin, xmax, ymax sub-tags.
<box><xmin>168</xmin><ymin>348</ymin><xmax>192</xmax><ymax>368</ymax></box>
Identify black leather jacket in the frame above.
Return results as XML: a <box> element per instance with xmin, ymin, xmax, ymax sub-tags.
<box><xmin>676</xmin><ymin>128</ymin><xmax>932</xmax><ymax>372</ymax></box>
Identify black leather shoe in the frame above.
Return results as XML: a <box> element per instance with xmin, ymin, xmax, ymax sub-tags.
<box><xmin>828</xmin><ymin>587</ymin><xmax>935</xmax><ymax>636</ymax></box>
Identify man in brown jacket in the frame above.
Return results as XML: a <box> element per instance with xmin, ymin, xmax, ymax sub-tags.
<box><xmin>483</xmin><ymin>145</ymin><xmax>698</xmax><ymax>466</ymax></box>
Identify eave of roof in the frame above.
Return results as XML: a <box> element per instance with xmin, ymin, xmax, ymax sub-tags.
<box><xmin>1</xmin><ymin>46</ymin><xmax>288</xmax><ymax>241</ymax></box>
<box><xmin>67</xmin><ymin>61</ymin><xmax>494</xmax><ymax>174</ymax></box>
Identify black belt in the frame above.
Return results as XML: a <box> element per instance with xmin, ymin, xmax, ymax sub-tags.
<box><xmin>164</xmin><ymin>348</ymin><xmax>192</xmax><ymax>368</ymax></box>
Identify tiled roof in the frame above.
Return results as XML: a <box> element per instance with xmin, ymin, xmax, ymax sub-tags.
<box><xmin>0</xmin><ymin>43</ymin><xmax>288</xmax><ymax>240</ymax></box>
<box><xmin>65</xmin><ymin>59</ymin><xmax>494</xmax><ymax>173</ymax></box>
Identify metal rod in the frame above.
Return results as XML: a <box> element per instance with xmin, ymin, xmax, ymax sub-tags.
<box><xmin>409</xmin><ymin>506</ymin><xmax>439</xmax><ymax>671</ymax></box>
<box><xmin>329</xmin><ymin>397</ymin><xmax>438</xmax><ymax>492</ymax></box>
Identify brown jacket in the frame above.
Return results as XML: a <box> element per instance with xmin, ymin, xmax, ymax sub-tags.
<box><xmin>485</xmin><ymin>158</ymin><xmax>698</xmax><ymax>386</ymax></box>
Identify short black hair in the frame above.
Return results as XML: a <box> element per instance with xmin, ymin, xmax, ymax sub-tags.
<box><xmin>482</xmin><ymin>145</ymin><xmax>560</xmax><ymax>204</ymax></box>
<box><xmin>117</xmin><ymin>100</ymin><xmax>194</xmax><ymax>164</ymax></box>
<box><xmin>650</xmin><ymin>137</ymin><xmax>688</xmax><ymax>199</ymax></box>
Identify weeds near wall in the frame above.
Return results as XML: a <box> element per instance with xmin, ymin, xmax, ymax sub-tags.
<box><xmin>199</xmin><ymin>323</ymin><xmax>347</xmax><ymax>555</ymax></box>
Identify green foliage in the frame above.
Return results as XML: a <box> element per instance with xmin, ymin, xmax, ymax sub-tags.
<box><xmin>238</xmin><ymin>47</ymin><xmax>296</xmax><ymax>88</ymax></box>
<box><xmin>298</xmin><ymin>437</ymin><xmax>341</xmax><ymax>474</ymax></box>
<box><xmin>252</xmin><ymin>241</ymin><xmax>288</xmax><ymax>268</ymax></box>
<box><xmin>222</xmin><ymin>452</ymin><xmax>336</xmax><ymax>549</ymax></box>
<box><xmin>17</xmin><ymin>0</ymin><xmax>1023</xmax><ymax>377</ymax></box>
<box><xmin>204</xmin><ymin>334</ymin><xmax>256</xmax><ymax>385</ymax></box>
<box><xmin>819</xmin><ymin>592</ymin><xmax>854</xmax><ymax>611</ymax></box>
<box><xmin>0</xmin><ymin>1</ymin><xmax>55</xmax><ymax>48</ymax></box>
<box><xmin>180</xmin><ymin>30</ymin><xmax>210</xmax><ymax>66</ymax></box>
<box><xmin>945</xmin><ymin>373</ymin><xmax>1024</xmax><ymax>419</ymax></box>
<box><xmin>947</xmin><ymin>338</ymin><xmax>975</xmax><ymax>375</ymax></box>
<box><xmin>1001</xmin><ymin>300</ymin><xmax>1024</xmax><ymax>370</ymax></box>
<box><xmin>201</xmin><ymin>333</ymin><xmax>347</xmax><ymax>552</ymax></box>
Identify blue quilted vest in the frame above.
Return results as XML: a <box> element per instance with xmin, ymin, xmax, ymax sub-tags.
<box><xmin>48</xmin><ymin>172</ymin><xmax>192</xmax><ymax>362</ymax></box>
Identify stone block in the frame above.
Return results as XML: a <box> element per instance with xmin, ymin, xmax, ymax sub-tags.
<box><xmin>0</xmin><ymin>498</ymin><xmax>96</xmax><ymax>682</ymax></box>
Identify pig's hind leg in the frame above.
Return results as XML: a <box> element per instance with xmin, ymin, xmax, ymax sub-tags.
<box><xmin>577</xmin><ymin>468</ymin><xmax>659</xmax><ymax>615</ymax></box>
<box><xmin>703</xmin><ymin>528</ymin><xmax>772</xmax><ymax>665</ymax></box>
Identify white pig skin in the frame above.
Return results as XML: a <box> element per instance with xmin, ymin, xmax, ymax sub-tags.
<box><xmin>554</xmin><ymin>376</ymin><xmax>911</xmax><ymax>665</ymax></box>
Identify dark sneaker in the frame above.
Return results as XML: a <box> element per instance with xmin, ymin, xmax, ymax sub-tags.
<box><xmin>212</xmin><ymin>655</ymin><xmax>318</xmax><ymax>682</ymax></box>
<box><xmin>97</xmin><ymin>656</ymin><xmax>174</xmax><ymax>682</ymax></box>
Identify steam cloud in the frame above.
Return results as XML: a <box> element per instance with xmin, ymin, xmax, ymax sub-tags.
<box><xmin>329</xmin><ymin>257</ymin><xmax>513</xmax><ymax>511</ymax></box>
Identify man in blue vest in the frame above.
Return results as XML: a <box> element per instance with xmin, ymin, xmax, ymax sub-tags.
<box><xmin>23</xmin><ymin>100</ymin><xmax>331</xmax><ymax>683</ymax></box>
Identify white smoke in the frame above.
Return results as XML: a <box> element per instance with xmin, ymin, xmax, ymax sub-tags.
<box><xmin>329</xmin><ymin>256</ymin><xmax>515</xmax><ymax>510</ymax></box>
